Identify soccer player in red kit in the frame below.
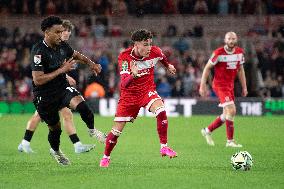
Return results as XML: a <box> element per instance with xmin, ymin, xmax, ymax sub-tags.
<box><xmin>100</xmin><ymin>29</ymin><xmax>177</xmax><ymax>167</ymax></box>
<box><xmin>199</xmin><ymin>32</ymin><xmax>247</xmax><ymax>148</ymax></box>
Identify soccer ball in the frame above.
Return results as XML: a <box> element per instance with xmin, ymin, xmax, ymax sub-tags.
<box><xmin>231</xmin><ymin>151</ymin><xmax>253</xmax><ymax>171</ymax></box>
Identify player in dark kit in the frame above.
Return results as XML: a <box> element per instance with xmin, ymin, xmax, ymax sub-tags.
<box><xmin>18</xmin><ymin>20</ymin><xmax>96</xmax><ymax>154</ymax></box>
<box><xmin>31</xmin><ymin>16</ymin><xmax>106</xmax><ymax>165</ymax></box>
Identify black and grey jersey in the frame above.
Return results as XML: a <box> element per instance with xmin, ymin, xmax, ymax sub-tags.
<box><xmin>31</xmin><ymin>40</ymin><xmax>74</xmax><ymax>96</ymax></box>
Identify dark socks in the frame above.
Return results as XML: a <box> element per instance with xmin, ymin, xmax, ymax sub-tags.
<box><xmin>24</xmin><ymin>130</ymin><xmax>34</xmax><ymax>142</ymax></box>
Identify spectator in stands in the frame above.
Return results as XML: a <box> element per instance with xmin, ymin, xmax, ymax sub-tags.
<box><xmin>193</xmin><ymin>24</ymin><xmax>204</xmax><ymax>37</ymax></box>
<box><xmin>84</xmin><ymin>82</ymin><xmax>106</xmax><ymax>98</ymax></box>
<box><xmin>165</xmin><ymin>24</ymin><xmax>177</xmax><ymax>37</ymax></box>
<box><xmin>98</xmin><ymin>51</ymin><xmax>110</xmax><ymax>73</ymax></box>
<box><xmin>242</xmin><ymin>0</ymin><xmax>257</xmax><ymax>14</ymax></box>
<box><xmin>173</xmin><ymin>37</ymin><xmax>190</xmax><ymax>54</ymax></box>
<box><xmin>194</xmin><ymin>0</ymin><xmax>208</xmax><ymax>14</ymax></box>
<box><xmin>147</xmin><ymin>0</ymin><xmax>162</xmax><ymax>14</ymax></box>
<box><xmin>248</xmin><ymin>18</ymin><xmax>268</xmax><ymax>36</ymax></box>
<box><xmin>273</xmin><ymin>0</ymin><xmax>284</xmax><ymax>14</ymax></box>
<box><xmin>46</xmin><ymin>0</ymin><xmax>56</xmax><ymax>15</ymax></box>
<box><xmin>91</xmin><ymin>19</ymin><xmax>107</xmax><ymax>39</ymax></box>
<box><xmin>157</xmin><ymin>77</ymin><xmax>171</xmax><ymax>98</ymax></box>
<box><xmin>208</xmin><ymin>0</ymin><xmax>218</xmax><ymax>14</ymax></box>
<box><xmin>218</xmin><ymin>0</ymin><xmax>229</xmax><ymax>15</ymax></box>
<box><xmin>171</xmin><ymin>79</ymin><xmax>185</xmax><ymax>97</ymax></box>
<box><xmin>182</xmin><ymin>65</ymin><xmax>196</xmax><ymax>96</ymax></box>
<box><xmin>229</xmin><ymin>0</ymin><xmax>242</xmax><ymax>14</ymax></box>
<box><xmin>273</xmin><ymin>50</ymin><xmax>284</xmax><ymax>77</ymax></box>
<box><xmin>112</xmin><ymin>0</ymin><xmax>128</xmax><ymax>16</ymax></box>
<box><xmin>163</xmin><ymin>0</ymin><xmax>177</xmax><ymax>14</ymax></box>
<box><xmin>15</xmin><ymin>78</ymin><xmax>30</xmax><ymax>100</ymax></box>
<box><xmin>255</xmin><ymin>0</ymin><xmax>269</xmax><ymax>15</ymax></box>
<box><xmin>178</xmin><ymin>0</ymin><xmax>195</xmax><ymax>14</ymax></box>
<box><xmin>0</xmin><ymin>73</ymin><xmax>7</xmax><ymax>99</ymax></box>
<box><xmin>271</xmin><ymin>75</ymin><xmax>283</xmax><ymax>97</ymax></box>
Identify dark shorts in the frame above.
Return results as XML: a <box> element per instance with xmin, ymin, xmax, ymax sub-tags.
<box><xmin>33</xmin><ymin>86</ymin><xmax>80</xmax><ymax>126</ymax></box>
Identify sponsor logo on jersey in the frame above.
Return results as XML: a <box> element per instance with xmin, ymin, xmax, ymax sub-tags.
<box><xmin>34</xmin><ymin>55</ymin><xmax>41</xmax><ymax>64</ymax></box>
<box><xmin>136</xmin><ymin>57</ymin><xmax>160</xmax><ymax>70</ymax></box>
<box><xmin>219</xmin><ymin>53</ymin><xmax>243</xmax><ymax>62</ymax></box>
<box><xmin>226</xmin><ymin>62</ymin><xmax>237</xmax><ymax>69</ymax></box>
<box><xmin>137</xmin><ymin>68</ymin><xmax>150</xmax><ymax>77</ymax></box>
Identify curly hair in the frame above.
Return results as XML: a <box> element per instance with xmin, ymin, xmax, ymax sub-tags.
<box><xmin>41</xmin><ymin>16</ymin><xmax>63</xmax><ymax>32</ymax></box>
<box><xmin>131</xmin><ymin>29</ymin><xmax>153</xmax><ymax>42</ymax></box>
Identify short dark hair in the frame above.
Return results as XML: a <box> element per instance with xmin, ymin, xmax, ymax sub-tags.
<box><xmin>131</xmin><ymin>29</ymin><xmax>153</xmax><ymax>42</ymax></box>
<box><xmin>41</xmin><ymin>16</ymin><xmax>63</xmax><ymax>32</ymax></box>
<box><xmin>62</xmin><ymin>20</ymin><xmax>74</xmax><ymax>31</ymax></box>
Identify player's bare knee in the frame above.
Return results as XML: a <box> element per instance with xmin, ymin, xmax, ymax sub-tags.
<box><xmin>31</xmin><ymin>113</ymin><xmax>41</xmax><ymax>122</ymax></box>
<box><xmin>27</xmin><ymin>115</ymin><xmax>41</xmax><ymax>131</ymax></box>
<box><xmin>62</xmin><ymin>110</ymin><xmax>73</xmax><ymax>122</ymax></box>
<box><xmin>225</xmin><ymin>105</ymin><xmax>236</xmax><ymax>117</ymax></box>
<box><xmin>229</xmin><ymin>107</ymin><xmax>236</xmax><ymax>117</ymax></box>
<box><xmin>225</xmin><ymin>115</ymin><xmax>235</xmax><ymax>121</ymax></box>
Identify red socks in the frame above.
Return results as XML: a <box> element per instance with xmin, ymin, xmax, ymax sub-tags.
<box><xmin>156</xmin><ymin>111</ymin><xmax>168</xmax><ymax>144</ymax></box>
<box><xmin>208</xmin><ymin>116</ymin><xmax>225</xmax><ymax>132</ymax></box>
<box><xmin>225</xmin><ymin>120</ymin><xmax>234</xmax><ymax>140</ymax></box>
<box><xmin>104</xmin><ymin>132</ymin><xmax>119</xmax><ymax>156</ymax></box>
<box><xmin>103</xmin><ymin>110</ymin><xmax>169</xmax><ymax>157</ymax></box>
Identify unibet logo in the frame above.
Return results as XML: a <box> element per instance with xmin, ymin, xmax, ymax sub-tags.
<box><xmin>226</xmin><ymin>62</ymin><xmax>237</xmax><ymax>69</ymax></box>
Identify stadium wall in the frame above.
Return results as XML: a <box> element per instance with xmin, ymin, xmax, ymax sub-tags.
<box><xmin>1</xmin><ymin>98</ymin><xmax>283</xmax><ymax>116</ymax></box>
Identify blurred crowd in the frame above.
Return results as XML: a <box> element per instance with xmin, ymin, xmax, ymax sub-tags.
<box><xmin>0</xmin><ymin>0</ymin><xmax>284</xmax><ymax>16</ymax></box>
<box><xmin>0</xmin><ymin>15</ymin><xmax>284</xmax><ymax>101</ymax></box>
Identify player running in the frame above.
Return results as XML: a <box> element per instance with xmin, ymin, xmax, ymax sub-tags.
<box><xmin>18</xmin><ymin>20</ymin><xmax>99</xmax><ymax>154</ymax></box>
<box><xmin>29</xmin><ymin>16</ymin><xmax>106</xmax><ymax>165</ymax></box>
<box><xmin>99</xmin><ymin>29</ymin><xmax>177</xmax><ymax>168</ymax></box>
<box><xmin>199</xmin><ymin>32</ymin><xmax>247</xmax><ymax>148</ymax></box>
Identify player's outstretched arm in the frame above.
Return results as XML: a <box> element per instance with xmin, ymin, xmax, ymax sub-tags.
<box><xmin>156</xmin><ymin>48</ymin><xmax>176</xmax><ymax>75</ymax></box>
<box><xmin>199</xmin><ymin>61</ymin><xmax>214</xmax><ymax>97</ymax></box>
<box><xmin>32</xmin><ymin>58</ymin><xmax>75</xmax><ymax>86</ymax></box>
<box><xmin>72</xmin><ymin>51</ymin><xmax>101</xmax><ymax>76</ymax></box>
<box><xmin>237</xmin><ymin>65</ymin><xmax>248</xmax><ymax>97</ymax></box>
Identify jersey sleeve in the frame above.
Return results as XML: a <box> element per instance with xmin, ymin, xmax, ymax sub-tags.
<box><xmin>152</xmin><ymin>46</ymin><xmax>169</xmax><ymax>67</ymax></box>
<box><xmin>209</xmin><ymin>50</ymin><xmax>219</xmax><ymax>65</ymax></box>
<box><xmin>30</xmin><ymin>47</ymin><xmax>45</xmax><ymax>71</ymax></box>
<box><xmin>118</xmin><ymin>54</ymin><xmax>134</xmax><ymax>88</ymax></box>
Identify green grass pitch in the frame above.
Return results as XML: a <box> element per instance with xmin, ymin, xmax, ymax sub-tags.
<box><xmin>0</xmin><ymin>114</ymin><xmax>283</xmax><ymax>189</ymax></box>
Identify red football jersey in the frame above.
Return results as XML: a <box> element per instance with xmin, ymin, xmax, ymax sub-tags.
<box><xmin>209</xmin><ymin>46</ymin><xmax>245</xmax><ymax>89</ymax></box>
<box><xmin>118</xmin><ymin>46</ymin><xmax>169</xmax><ymax>99</ymax></box>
